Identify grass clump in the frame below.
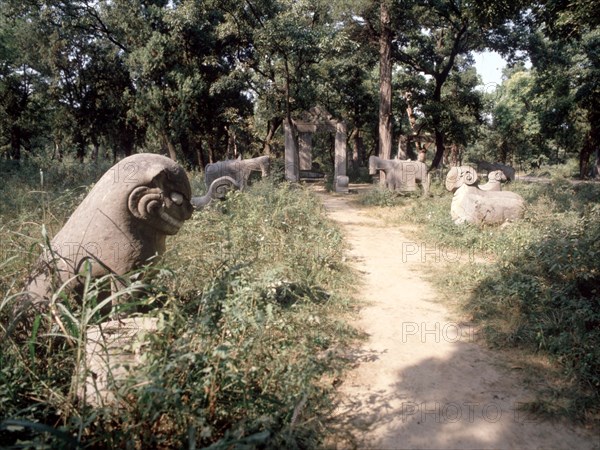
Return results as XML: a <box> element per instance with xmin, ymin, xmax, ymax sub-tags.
<box><xmin>0</xmin><ymin>159</ymin><xmax>357</xmax><ymax>449</ymax></box>
<box><xmin>356</xmin><ymin>184</ymin><xmax>408</xmax><ymax>207</ymax></box>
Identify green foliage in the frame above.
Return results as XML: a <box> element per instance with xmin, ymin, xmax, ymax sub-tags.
<box><xmin>0</xmin><ymin>165</ymin><xmax>357</xmax><ymax>448</ymax></box>
<box><xmin>398</xmin><ymin>178</ymin><xmax>600</xmax><ymax>420</ymax></box>
<box><xmin>356</xmin><ymin>184</ymin><xmax>408</xmax><ymax>207</ymax></box>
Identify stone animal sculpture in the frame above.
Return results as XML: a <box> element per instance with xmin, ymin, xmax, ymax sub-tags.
<box><xmin>369</xmin><ymin>155</ymin><xmax>430</xmax><ymax>195</ymax></box>
<box><xmin>476</xmin><ymin>160</ymin><xmax>516</xmax><ymax>182</ymax></box>
<box><xmin>445</xmin><ymin>166</ymin><xmax>525</xmax><ymax>225</ymax></box>
<box><xmin>191</xmin><ymin>176</ymin><xmax>240</xmax><ymax>209</ymax></box>
<box><xmin>25</xmin><ymin>153</ymin><xmax>194</xmax><ymax>309</ymax></box>
<box><xmin>205</xmin><ymin>155</ymin><xmax>269</xmax><ymax>190</ymax></box>
<box><xmin>478</xmin><ymin>170</ymin><xmax>507</xmax><ymax>191</ymax></box>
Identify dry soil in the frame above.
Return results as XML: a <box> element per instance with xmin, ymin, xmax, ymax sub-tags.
<box><xmin>318</xmin><ymin>188</ymin><xmax>599</xmax><ymax>450</ymax></box>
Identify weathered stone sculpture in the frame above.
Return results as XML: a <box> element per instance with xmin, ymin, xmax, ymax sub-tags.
<box><xmin>476</xmin><ymin>160</ymin><xmax>516</xmax><ymax>182</ymax></box>
<box><xmin>25</xmin><ymin>153</ymin><xmax>194</xmax><ymax>306</ymax></box>
<box><xmin>369</xmin><ymin>155</ymin><xmax>430</xmax><ymax>196</ymax></box>
<box><xmin>191</xmin><ymin>176</ymin><xmax>240</xmax><ymax>209</ymax></box>
<box><xmin>445</xmin><ymin>166</ymin><xmax>525</xmax><ymax>225</ymax></box>
<box><xmin>204</xmin><ymin>155</ymin><xmax>269</xmax><ymax>190</ymax></box>
<box><xmin>478</xmin><ymin>170</ymin><xmax>507</xmax><ymax>191</ymax></box>
<box><xmin>81</xmin><ymin>317</ymin><xmax>157</xmax><ymax>407</ymax></box>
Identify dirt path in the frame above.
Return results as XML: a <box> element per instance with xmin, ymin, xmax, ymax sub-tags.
<box><xmin>318</xmin><ymin>190</ymin><xmax>598</xmax><ymax>450</ymax></box>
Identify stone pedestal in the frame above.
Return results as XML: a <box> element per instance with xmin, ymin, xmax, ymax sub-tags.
<box><xmin>79</xmin><ymin>317</ymin><xmax>158</xmax><ymax>407</ymax></box>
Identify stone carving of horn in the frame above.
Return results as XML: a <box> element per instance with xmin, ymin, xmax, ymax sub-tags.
<box><xmin>128</xmin><ymin>186</ymin><xmax>163</xmax><ymax>220</ymax></box>
<box><xmin>191</xmin><ymin>176</ymin><xmax>240</xmax><ymax>209</ymax></box>
<box><xmin>462</xmin><ymin>166</ymin><xmax>478</xmax><ymax>186</ymax></box>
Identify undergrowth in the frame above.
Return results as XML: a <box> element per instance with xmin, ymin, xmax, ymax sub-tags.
<box><xmin>0</xmin><ymin>157</ymin><xmax>358</xmax><ymax>448</ymax></box>
<box><xmin>356</xmin><ymin>184</ymin><xmax>409</xmax><ymax>207</ymax></box>
<box><xmin>392</xmin><ymin>177</ymin><xmax>600</xmax><ymax>423</ymax></box>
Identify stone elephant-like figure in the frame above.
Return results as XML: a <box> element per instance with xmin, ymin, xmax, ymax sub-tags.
<box><xmin>445</xmin><ymin>166</ymin><xmax>525</xmax><ymax>225</ymax></box>
<box><xmin>369</xmin><ymin>155</ymin><xmax>430</xmax><ymax>196</ymax></box>
<box><xmin>205</xmin><ymin>155</ymin><xmax>270</xmax><ymax>190</ymax></box>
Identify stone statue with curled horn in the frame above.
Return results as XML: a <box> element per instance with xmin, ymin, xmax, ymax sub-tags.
<box><xmin>204</xmin><ymin>155</ymin><xmax>270</xmax><ymax>191</ymax></box>
<box><xmin>17</xmin><ymin>153</ymin><xmax>237</xmax><ymax>321</ymax></box>
<box><xmin>445</xmin><ymin>165</ymin><xmax>525</xmax><ymax>225</ymax></box>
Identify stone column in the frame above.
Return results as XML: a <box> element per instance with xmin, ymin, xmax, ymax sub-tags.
<box><xmin>284</xmin><ymin>120</ymin><xmax>299</xmax><ymax>182</ymax></box>
<box><xmin>298</xmin><ymin>132</ymin><xmax>313</xmax><ymax>171</ymax></box>
<box><xmin>334</xmin><ymin>121</ymin><xmax>349</xmax><ymax>193</ymax></box>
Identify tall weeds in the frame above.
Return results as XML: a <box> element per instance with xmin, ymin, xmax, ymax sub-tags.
<box><xmin>0</xmin><ymin>159</ymin><xmax>357</xmax><ymax>448</ymax></box>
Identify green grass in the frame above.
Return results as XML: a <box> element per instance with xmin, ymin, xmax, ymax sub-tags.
<box><xmin>0</xmin><ymin>157</ymin><xmax>358</xmax><ymax>448</ymax></box>
<box><xmin>356</xmin><ymin>184</ymin><xmax>410</xmax><ymax>207</ymax></box>
<box><xmin>386</xmin><ymin>177</ymin><xmax>600</xmax><ymax>423</ymax></box>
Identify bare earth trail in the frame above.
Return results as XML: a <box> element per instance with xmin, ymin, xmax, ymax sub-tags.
<box><xmin>317</xmin><ymin>189</ymin><xmax>598</xmax><ymax>450</ymax></box>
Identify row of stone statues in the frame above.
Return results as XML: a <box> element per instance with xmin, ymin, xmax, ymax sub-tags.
<box><xmin>21</xmin><ymin>154</ymin><xmax>525</xmax><ymax>313</ymax></box>
<box><xmin>11</xmin><ymin>152</ymin><xmax>525</xmax><ymax>406</ymax></box>
<box><xmin>367</xmin><ymin>155</ymin><xmax>525</xmax><ymax>225</ymax></box>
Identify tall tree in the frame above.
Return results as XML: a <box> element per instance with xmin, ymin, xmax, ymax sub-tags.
<box><xmin>378</xmin><ymin>0</ymin><xmax>393</xmax><ymax>178</ymax></box>
<box><xmin>0</xmin><ymin>14</ymin><xmax>48</xmax><ymax>159</ymax></box>
<box><xmin>530</xmin><ymin>1</ymin><xmax>600</xmax><ymax>178</ymax></box>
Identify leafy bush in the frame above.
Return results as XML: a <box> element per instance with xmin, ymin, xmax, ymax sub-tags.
<box><xmin>0</xmin><ymin>161</ymin><xmax>357</xmax><ymax>448</ymax></box>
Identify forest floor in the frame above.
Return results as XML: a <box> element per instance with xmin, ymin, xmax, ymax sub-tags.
<box><xmin>315</xmin><ymin>185</ymin><xmax>599</xmax><ymax>450</ymax></box>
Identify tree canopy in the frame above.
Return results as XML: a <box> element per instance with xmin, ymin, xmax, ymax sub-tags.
<box><xmin>0</xmin><ymin>0</ymin><xmax>597</xmax><ymax>178</ymax></box>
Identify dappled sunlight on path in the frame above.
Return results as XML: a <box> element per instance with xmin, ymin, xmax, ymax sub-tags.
<box><xmin>317</xmin><ymin>187</ymin><xmax>598</xmax><ymax>450</ymax></box>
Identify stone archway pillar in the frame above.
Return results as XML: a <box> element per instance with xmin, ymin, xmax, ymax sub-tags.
<box><xmin>334</xmin><ymin>121</ymin><xmax>349</xmax><ymax>193</ymax></box>
<box><xmin>284</xmin><ymin>120</ymin><xmax>299</xmax><ymax>182</ymax></box>
<box><xmin>298</xmin><ymin>132</ymin><xmax>313</xmax><ymax>171</ymax></box>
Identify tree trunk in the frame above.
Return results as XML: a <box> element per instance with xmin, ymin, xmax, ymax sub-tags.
<box><xmin>180</xmin><ymin>132</ymin><xmax>197</xmax><ymax>169</ymax></box>
<box><xmin>263</xmin><ymin>117</ymin><xmax>282</xmax><ymax>155</ymax></box>
<box><xmin>431</xmin><ymin>128</ymin><xmax>445</xmax><ymax>170</ymax></box>
<box><xmin>10</xmin><ymin>126</ymin><xmax>21</xmax><ymax>160</ymax></box>
<box><xmin>91</xmin><ymin>138</ymin><xmax>99</xmax><ymax>163</ymax></box>
<box><xmin>430</xmin><ymin>83</ymin><xmax>445</xmax><ymax>170</ymax></box>
<box><xmin>586</xmin><ymin>108</ymin><xmax>600</xmax><ymax>179</ymax></box>
<box><xmin>351</xmin><ymin>128</ymin><xmax>363</xmax><ymax>169</ymax></box>
<box><xmin>196</xmin><ymin>140</ymin><xmax>206</xmax><ymax>169</ymax></box>
<box><xmin>580</xmin><ymin>131</ymin><xmax>594</xmax><ymax>179</ymax></box>
<box><xmin>75</xmin><ymin>130</ymin><xmax>86</xmax><ymax>163</ymax></box>
<box><xmin>378</xmin><ymin>0</ymin><xmax>393</xmax><ymax>183</ymax></box>
<box><xmin>161</xmin><ymin>131</ymin><xmax>178</xmax><ymax>161</ymax></box>
<box><xmin>429</xmin><ymin>23</ymin><xmax>468</xmax><ymax>170</ymax></box>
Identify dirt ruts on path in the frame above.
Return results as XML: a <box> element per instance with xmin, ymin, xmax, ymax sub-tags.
<box><xmin>318</xmin><ymin>190</ymin><xmax>598</xmax><ymax>450</ymax></box>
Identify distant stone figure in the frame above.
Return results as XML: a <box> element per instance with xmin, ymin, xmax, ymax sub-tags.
<box><xmin>478</xmin><ymin>170</ymin><xmax>508</xmax><ymax>191</ymax></box>
<box><xmin>369</xmin><ymin>155</ymin><xmax>430</xmax><ymax>195</ymax></box>
<box><xmin>25</xmin><ymin>153</ymin><xmax>194</xmax><ymax>309</ymax></box>
<box><xmin>205</xmin><ymin>155</ymin><xmax>269</xmax><ymax>190</ymax></box>
<box><xmin>445</xmin><ymin>166</ymin><xmax>525</xmax><ymax>225</ymax></box>
<box><xmin>476</xmin><ymin>161</ymin><xmax>516</xmax><ymax>182</ymax></box>
<box><xmin>191</xmin><ymin>176</ymin><xmax>240</xmax><ymax>209</ymax></box>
